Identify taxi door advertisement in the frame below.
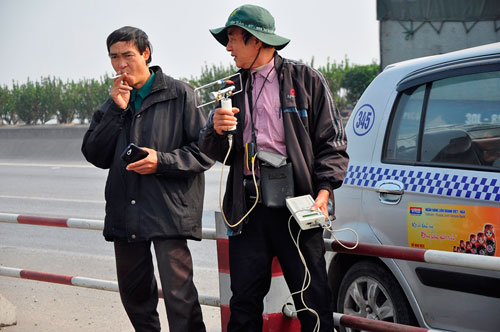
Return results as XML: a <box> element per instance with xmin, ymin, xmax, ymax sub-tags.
<box><xmin>408</xmin><ymin>202</ymin><xmax>499</xmax><ymax>257</ymax></box>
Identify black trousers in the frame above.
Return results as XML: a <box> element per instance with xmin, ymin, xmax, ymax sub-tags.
<box><xmin>114</xmin><ymin>239</ymin><xmax>206</xmax><ymax>332</ymax></box>
<box><xmin>227</xmin><ymin>203</ymin><xmax>334</xmax><ymax>332</ymax></box>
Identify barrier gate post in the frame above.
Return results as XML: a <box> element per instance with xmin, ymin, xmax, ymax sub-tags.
<box><xmin>214</xmin><ymin>211</ymin><xmax>300</xmax><ymax>332</ymax></box>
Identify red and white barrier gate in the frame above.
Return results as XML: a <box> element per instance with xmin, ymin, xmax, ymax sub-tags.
<box><xmin>6</xmin><ymin>212</ymin><xmax>497</xmax><ymax>332</ymax></box>
<box><xmin>333</xmin><ymin>313</ymin><xmax>441</xmax><ymax>332</ymax></box>
<box><xmin>327</xmin><ymin>239</ymin><xmax>500</xmax><ymax>272</ymax></box>
<box><xmin>0</xmin><ymin>212</ymin><xmax>103</xmax><ymax>230</ymax></box>
<box><xmin>1</xmin><ymin>266</ymin><xmax>119</xmax><ymax>291</ymax></box>
<box><xmin>0</xmin><ymin>212</ymin><xmax>218</xmax><ymax>307</ymax></box>
<box><xmin>0</xmin><ymin>266</ymin><xmax>219</xmax><ymax>306</ymax></box>
<box><xmin>0</xmin><ymin>212</ymin><xmax>216</xmax><ymax>239</ymax></box>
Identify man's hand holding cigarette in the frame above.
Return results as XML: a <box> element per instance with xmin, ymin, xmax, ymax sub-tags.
<box><xmin>110</xmin><ymin>73</ymin><xmax>132</xmax><ymax>109</ymax></box>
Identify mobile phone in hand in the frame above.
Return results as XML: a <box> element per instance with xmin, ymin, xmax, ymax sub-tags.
<box><xmin>121</xmin><ymin>143</ymin><xmax>148</xmax><ymax>164</ymax></box>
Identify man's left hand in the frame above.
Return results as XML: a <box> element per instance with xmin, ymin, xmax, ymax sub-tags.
<box><xmin>126</xmin><ymin>147</ymin><xmax>158</xmax><ymax>174</ymax></box>
<box><xmin>312</xmin><ymin>189</ymin><xmax>330</xmax><ymax>219</ymax></box>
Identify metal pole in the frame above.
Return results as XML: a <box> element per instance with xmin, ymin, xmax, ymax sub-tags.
<box><xmin>0</xmin><ymin>266</ymin><xmax>220</xmax><ymax>307</ymax></box>
<box><xmin>327</xmin><ymin>239</ymin><xmax>500</xmax><ymax>272</ymax></box>
<box><xmin>0</xmin><ymin>213</ymin><xmax>216</xmax><ymax>239</ymax></box>
<box><xmin>333</xmin><ymin>312</ymin><xmax>444</xmax><ymax>332</ymax></box>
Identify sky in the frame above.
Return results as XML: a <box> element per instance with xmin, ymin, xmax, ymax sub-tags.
<box><xmin>0</xmin><ymin>0</ymin><xmax>380</xmax><ymax>86</ymax></box>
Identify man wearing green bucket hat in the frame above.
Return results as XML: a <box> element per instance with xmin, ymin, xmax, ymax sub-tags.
<box><xmin>199</xmin><ymin>4</ymin><xmax>348</xmax><ymax>331</ymax></box>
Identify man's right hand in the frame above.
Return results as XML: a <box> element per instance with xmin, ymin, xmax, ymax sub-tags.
<box><xmin>110</xmin><ymin>73</ymin><xmax>132</xmax><ymax>109</ymax></box>
<box><xmin>213</xmin><ymin>107</ymin><xmax>240</xmax><ymax>135</ymax></box>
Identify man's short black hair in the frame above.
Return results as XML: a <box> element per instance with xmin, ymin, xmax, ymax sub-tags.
<box><xmin>106</xmin><ymin>26</ymin><xmax>153</xmax><ymax>64</ymax></box>
<box><xmin>241</xmin><ymin>29</ymin><xmax>273</xmax><ymax>49</ymax></box>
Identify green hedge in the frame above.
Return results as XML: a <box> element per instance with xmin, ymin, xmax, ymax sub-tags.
<box><xmin>0</xmin><ymin>59</ymin><xmax>379</xmax><ymax>125</ymax></box>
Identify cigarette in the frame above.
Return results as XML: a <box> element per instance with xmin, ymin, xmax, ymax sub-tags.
<box><xmin>111</xmin><ymin>74</ymin><xmax>124</xmax><ymax>79</ymax></box>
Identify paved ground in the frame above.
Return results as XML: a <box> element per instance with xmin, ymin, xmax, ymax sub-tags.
<box><xmin>0</xmin><ymin>246</ymin><xmax>220</xmax><ymax>332</ymax></box>
<box><xmin>0</xmin><ymin>125</ymin><xmax>223</xmax><ymax>331</ymax></box>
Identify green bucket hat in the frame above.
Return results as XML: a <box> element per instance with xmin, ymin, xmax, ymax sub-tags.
<box><xmin>210</xmin><ymin>4</ymin><xmax>290</xmax><ymax>50</ymax></box>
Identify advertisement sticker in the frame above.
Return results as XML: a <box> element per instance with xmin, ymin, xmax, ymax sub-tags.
<box><xmin>407</xmin><ymin>202</ymin><xmax>499</xmax><ymax>257</ymax></box>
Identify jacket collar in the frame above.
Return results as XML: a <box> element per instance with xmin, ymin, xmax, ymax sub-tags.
<box><xmin>273</xmin><ymin>52</ymin><xmax>284</xmax><ymax>74</ymax></box>
<box><xmin>149</xmin><ymin>66</ymin><xmax>177</xmax><ymax>99</ymax></box>
<box><xmin>135</xmin><ymin>65</ymin><xmax>177</xmax><ymax>113</ymax></box>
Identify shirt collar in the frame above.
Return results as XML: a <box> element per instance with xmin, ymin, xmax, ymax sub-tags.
<box><xmin>131</xmin><ymin>70</ymin><xmax>155</xmax><ymax>102</ymax></box>
<box><xmin>251</xmin><ymin>57</ymin><xmax>276</xmax><ymax>83</ymax></box>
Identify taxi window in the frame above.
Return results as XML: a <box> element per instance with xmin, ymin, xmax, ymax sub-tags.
<box><xmin>384</xmin><ymin>70</ymin><xmax>500</xmax><ymax>170</ymax></box>
<box><xmin>384</xmin><ymin>85</ymin><xmax>426</xmax><ymax>162</ymax></box>
<box><xmin>422</xmin><ymin>71</ymin><xmax>500</xmax><ymax>168</ymax></box>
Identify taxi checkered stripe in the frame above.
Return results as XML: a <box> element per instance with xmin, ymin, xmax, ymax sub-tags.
<box><xmin>344</xmin><ymin>165</ymin><xmax>500</xmax><ymax>202</ymax></box>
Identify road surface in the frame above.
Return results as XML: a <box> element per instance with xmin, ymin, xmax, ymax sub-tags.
<box><xmin>0</xmin><ymin>160</ymin><xmax>224</xmax><ymax>331</ymax></box>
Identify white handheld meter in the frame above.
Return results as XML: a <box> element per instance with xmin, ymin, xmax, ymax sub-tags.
<box><xmin>286</xmin><ymin>195</ymin><xmax>325</xmax><ymax>230</ymax></box>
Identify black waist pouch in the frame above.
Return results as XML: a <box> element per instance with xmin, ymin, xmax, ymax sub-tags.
<box><xmin>260</xmin><ymin>162</ymin><xmax>294</xmax><ymax>208</ymax></box>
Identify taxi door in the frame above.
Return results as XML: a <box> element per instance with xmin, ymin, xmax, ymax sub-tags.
<box><xmin>360</xmin><ymin>62</ymin><xmax>500</xmax><ymax>332</ymax></box>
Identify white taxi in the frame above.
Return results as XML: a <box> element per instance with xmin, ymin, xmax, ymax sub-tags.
<box><xmin>328</xmin><ymin>42</ymin><xmax>500</xmax><ymax>332</ymax></box>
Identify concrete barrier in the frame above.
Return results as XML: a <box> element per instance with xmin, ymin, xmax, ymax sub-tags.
<box><xmin>0</xmin><ymin>294</ymin><xmax>17</xmax><ymax>327</ymax></box>
<box><xmin>0</xmin><ymin>125</ymin><xmax>89</xmax><ymax>163</ymax></box>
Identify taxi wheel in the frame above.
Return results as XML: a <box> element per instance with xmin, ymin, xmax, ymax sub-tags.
<box><xmin>337</xmin><ymin>260</ymin><xmax>417</xmax><ymax>332</ymax></box>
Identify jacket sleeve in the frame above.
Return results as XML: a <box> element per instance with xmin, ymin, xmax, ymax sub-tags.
<box><xmin>198</xmin><ymin>109</ymin><xmax>233</xmax><ymax>164</ymax></box>
<box><xmin>156</xmin><ymin>86</ymin><xmax>215</xmax><ymax>176</ymax></box>
<box><xmin>81</xmin><ymin>99</ymin><xmax>127</xmax><ymax>169</ymax></box>
<box><xmin>310</xmin><ymin>71</ymin><xmax>349</xmax><ymax>194</ymax></box>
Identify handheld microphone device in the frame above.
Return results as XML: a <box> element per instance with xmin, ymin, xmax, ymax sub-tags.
<box><xmin>195</xmin><ymin>73</ymin><xmax>255</xmax><ymax>229</ymax></box>
<box><xmin>195</xmin><ymin>73</ymin><xmax>242</xmax><ymax>133</ymax></box>
<box><xmin>194</xmin><ymin>73</ymin><xmax>242</xmax><ymax>132</ymax></box>
<box><xmin>214</xmin><ymin>86</ymin><xmax>236</xmax><ymax>133</ymax></box>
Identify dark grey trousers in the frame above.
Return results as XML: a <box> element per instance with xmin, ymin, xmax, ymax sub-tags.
<box><xmin>114</xmin><ymin>239</ymin><xmax>206</xmax><ymax>332</ymax></box>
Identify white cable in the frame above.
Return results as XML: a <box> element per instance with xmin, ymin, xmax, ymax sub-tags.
<box><xmin>283</xmin><ymin>214</ymin><xmax>321</xmax><ymax>332</ymax></box>
<box><xmin>281</xmin><ymin>208</ymin><xmax>360</xmax><ymax>330</ymax></box>
<box><xmin>321</xmin><ymin>216</ymin><xmax>359</xmax><ymax>250</ymax></box>
<box><xmin>219</xmin><ymin>134</ymin><xmax>260</xmax><ymax>228</ymax></box>
<box><xmin>218</xmin><ymin>133</ymin><xmax>358</xmax><ymax>324</ymax></box>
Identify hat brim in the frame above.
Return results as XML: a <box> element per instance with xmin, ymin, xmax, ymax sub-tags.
<box><xmin>210</xmin><ymin>25</ymin><xmax>290</xmax><ymax>50</ymax></box>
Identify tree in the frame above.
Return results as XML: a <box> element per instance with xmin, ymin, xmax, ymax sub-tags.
<box><xmin>13</xmin><ymin>80</ymin><xmax>37</xmax><ymax>125</ymax></box>
<box><xmin>341</xmin><ymin>63</ymin><xmax>379</xmax><ymax>107</ymax></box>
<box><xmin>0</xmin><ymin>57</ymin><xmax>379</xmax><ymax>125</ymax></box>
<box><xmin>315</xmin><ymin>57</ymin><xmax>349</xmax><ymax>111</ymax></box>
<box><xmin>0</xmin><ymin>85</ymin><xmax>17</xmax><ymax>125</ymax></box>
<box><xmin>74</xmin><ymin>77</ymin><xmax>111</xmax><ymax>124</ymax></box>
<box><xmin>39</xmin><ymin>77</ymin><xmax>74</xmax><ymax>124</ymax></box>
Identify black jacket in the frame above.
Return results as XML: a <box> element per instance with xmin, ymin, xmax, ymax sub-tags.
<box><xmin>82</xmin><ymin>66</ymin><xmax>214</xmax><ymax>242</ymax></box>
<box><xmin>199</xmin><ymin>54</ymin><xmax>349</xmax><ymax>235</ymax></box>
